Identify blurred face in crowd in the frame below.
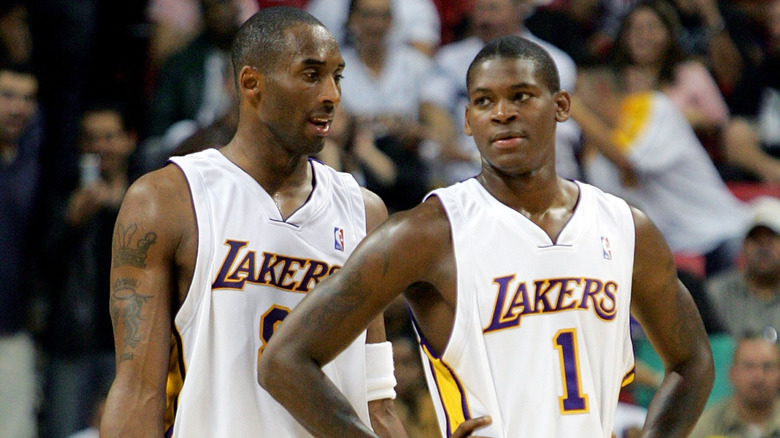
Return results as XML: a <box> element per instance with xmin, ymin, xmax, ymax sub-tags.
<box><xmin>80</xmin><ymin>110</ymin><xmax>136</xmax><ymax>178</ymax></box>
<box><xmin>348</xmin><ymin>0</ymin><xmax>393</xmax><ymax>47</ymax></box>
<box><xmin>0</xmin><ymin>69</ymin><xmax>37</xmax><ymax>145</ymax></box>
<box><xmin>625</xmin><ymin>7</ymin><xmax>670</xmax><ymax>67</ymax></box>
<box><xmin>730</xmin><ymin>338</ymin><xmax>780</xmax><ymax>409</ymax></box>
<box><xmin>743</xmin><ymin>226</ymin><xmax>780</xmax><ymax>281</ymax></box>
<box><xmin>471</xmin><ymin>0</ymin><xmax>520</xmax><ymax>44</ymax></box>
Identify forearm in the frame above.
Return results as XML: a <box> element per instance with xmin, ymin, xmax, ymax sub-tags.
<box><xmin>707</xmin><ymin>34</ymin><xmax>742</xmax><ymax>94</ymax></box>
<box><xmin>259</xmin><ymin>351</ymin><xmax>378</xmax><ymax>438</ymax></box>
<box><xmin>723</xmin><ymin>118</ymin><xmax>780</xmax><ymax>182</ymax></box>
<box><xmin>570</xmin><ymin>98</ymin><xmax>635</xmax><ymax>173</ymax></box>
<box><xmin>100</xmin><ymin>379</ymin><xmax>166</xmax><ymax>436</ymax></box>
<box><xmin>356</xmin><ymin>140</ymin><xmax>397</xmax><ymax>186</ymax></box>
<box><xmin>640</xmin><ymin>349</ymin><xmax>714</xmax><ymax>438</ymax></box>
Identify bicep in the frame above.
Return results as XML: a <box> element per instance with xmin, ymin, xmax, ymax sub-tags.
<box><xmin>629</xmin><ymin>208</ymin><xmax>708</xmax><ymax>369</ymax></box>
<box><xmin>109</xmin><ymin>170</ymin><xmax>187</xmax><ymax>396</ymax></box>
<box><xmin>362</xmin><ymin>187</ymin><xmax>388</xmax><ymax>234</ymax></box>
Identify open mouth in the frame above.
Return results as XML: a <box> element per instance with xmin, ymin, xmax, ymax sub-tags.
<box><xmin>309</xmin><ymin>118</ymin><xmax>332</xmax><ymax>136</ymax></box>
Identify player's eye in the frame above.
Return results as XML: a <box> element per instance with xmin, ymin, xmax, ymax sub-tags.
<box><xmin>473</xmin><ymin>96</ymin><xmax>490</xmax><ymax>106</ymax></box>
<box><xmin>515</xmin><ymin>92</ymin><xmax>530</xmax><ymax>102</ymax></box>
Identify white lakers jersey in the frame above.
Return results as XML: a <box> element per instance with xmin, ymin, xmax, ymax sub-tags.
<box><xmin>421</xmin><ymin>179</ymin><xmax>636</xmax><ymax>438</ymax></box>
<box><xmin>165</xmin><ymin>149</ymin><xmax>370</xmax><ymax>437</ymax></box>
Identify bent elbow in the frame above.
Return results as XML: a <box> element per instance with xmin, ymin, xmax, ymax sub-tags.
<box><xmin>257</xmin><ymin>348</ymin><xmax>282</xmax><ymax>394</ymax></box>
<box><xmin>700</xmin><ymin>343</ymin><xmax>716</xmax><ymax>393</ymax></box>
<box><xmin>257</xmin><ymin>342</ymin><xmax>303</xmax><ymax>400</ymax></box>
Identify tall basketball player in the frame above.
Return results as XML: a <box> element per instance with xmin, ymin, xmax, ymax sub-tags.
<box><xmin>100</xmin><ymin>7</ymin><xmax>406</xmax><ymax>437</ymax></box>
<box><xmin>259</xmin><ymin>35</ymin><xmax>715</xmax><ymax>438</ymax></box>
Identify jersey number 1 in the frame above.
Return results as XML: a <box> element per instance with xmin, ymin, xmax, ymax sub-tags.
<box><xmin>553</xmin><ymin>329</ymin><xmax>589</xmax><ymax>414</ymax></box>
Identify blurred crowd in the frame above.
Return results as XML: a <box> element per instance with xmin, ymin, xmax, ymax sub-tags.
<box><xmin>1</xmin><ymin>0</ymin><xmax>780</xmax><ymax>437</ymax></box>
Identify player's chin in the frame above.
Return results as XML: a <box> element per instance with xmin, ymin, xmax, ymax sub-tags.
<box><xmin>486</xmin><ymin>153</ymin><xmax>532</xmax><ymax>174</ymax></box>
<box><xmin>304</xmin><ymin>138</ymin><xmax>327</xmax><ymax>156</ymax></box>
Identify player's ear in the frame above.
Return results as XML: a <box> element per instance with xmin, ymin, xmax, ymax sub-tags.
<box><xmin>464</xmin><ymin>104</ymin><xmax>473</xmax><ymax>136</ymax></box>
<box><xmin>554</xmin><ymin>90</ymin><xmax>571</xmax><ymax>123</ymax></box>
<box><xmin>238</xmin><ymin>65</ymin><xmax>264</xmax><ymax>103</ymax></box>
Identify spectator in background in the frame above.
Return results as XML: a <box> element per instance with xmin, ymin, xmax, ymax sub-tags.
<box><xmin>690</xmin><ymin>333</ymin><xmax>780</xmax><ymax>438</ymax></box>
<box><xmin>576</xmin><ymin>1</ymin><xmax>731</xmax><ymax>149</ymax></box>
<box><xmin>723</xmin><ymin>0</ymin><xmax>780</xmax><ymax>184</ymax></box>
<box><xmin>314</xmin><ymin>105</ymin><xmax>398</xmax><ymax>191</ymax></box>
<box><xmin>338</xmin><ymin>0</ymin><xmax>434</xmax><ymax>211</ymax></box>
<box><xmin>145</xmin><ymin>0</ymin><xmax>257</xmax><ymax>67</ymax></box>
<box><xmin>145</xmin><ymin>0</ymin><xmax>241</xmax><ymax>141</ymax></box>
<box><xmin>577</xmin><ymin>87</ymin><xmax>749</xmax><ymax>276</ymax></box>
<box><xmin>420</xmin><ymin>0</ymin><xmax>581</xmax><ymax>186</ymax></box>
<box><xmin>573</xmin><ymin>0</ymin><xmax>750</xmax><ymax>277</ymax></box>
<box><xmin>706</xmin><ymin>197</ymin><xmax>780</xmax><ymax>339</ymax></box>
<box><xmin>0</xmin><ymin>62</ymin><xmax>41</xmax><ymax>438</ymax></box>
<box><xmin>170</xmin><ymin>61</ymin><xmax>239</xmax><ymax>160</ymax></box>
<box><xmin>525</xmin><ymin>0</ymin><xmax>634</xmax><ymax>67</ymax></box>
<box><xmin>37</xmin><ymin>102</ymin><xmax>136</xmax><ymax>438</ymax></box>
<box><xmin>307</xmin><ymin>0</ymin><xmax>441</xmax><ymax>56</ymax></box>
<box><xmin>670</xmin><ymin>0</ymin><xmax>751</xmax><ymax>99</ymax></box>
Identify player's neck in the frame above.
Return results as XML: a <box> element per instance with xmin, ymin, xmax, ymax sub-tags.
<box><xmin>221</xmin><ymin>136</ymin><xmax>312</xmax><ymax>193</ymax></box>
<box><xmin>479</xmin><ymin>168</ymin><xmax>574</xmax><ymax>215</ymax></box>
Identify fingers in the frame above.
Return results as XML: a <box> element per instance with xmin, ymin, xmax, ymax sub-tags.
<box><xmin>451</xmin><ymin>416</ymin><xmax>492</xmax><ymax>438</ymax></box>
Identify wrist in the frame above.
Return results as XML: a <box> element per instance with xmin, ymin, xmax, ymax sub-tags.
<box><xmin>365</xmin><ymin>341</ymin><xmax>396</xmax><ymax>401</ymax></box>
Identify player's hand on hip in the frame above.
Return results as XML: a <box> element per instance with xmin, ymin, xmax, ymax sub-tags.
<box><xmin>451</xmin><ymin>416</ymin><xmax>492</xmax><ymax>438</ymax></box>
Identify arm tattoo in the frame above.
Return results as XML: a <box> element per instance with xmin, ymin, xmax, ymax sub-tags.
<box><xmin>114</xmin><ymin>223</ymin><xmax>158</xmax><ymax>268</ymax></box>
<box><xmin>111</xmin><ymin>278</ymin><xmax>153</xmax><ymax>362</ymax></box>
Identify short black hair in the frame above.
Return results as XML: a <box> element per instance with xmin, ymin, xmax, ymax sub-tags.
<box><xmin>231</xmin><ymin>6</ymin><xmax>326</xmax><ymax>86</ymax></box>
<box><xmin>466</xmin><ymin>35</ymin><xmax>560</xmax><ymax>94</ymax></box>
<box><xmin>81</xmin><ymin>99</ymin><xmax>131</xmax><ymax>132</ymax></box>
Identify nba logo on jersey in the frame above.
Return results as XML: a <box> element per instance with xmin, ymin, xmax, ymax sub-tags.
<box><xmin>601</xmin><ymin>236</ymin><xmax>612</xmax><ymax>260</ymax></box>
<box><xmin>334</xmin><ymin>227</ymin><xmax>345</xmax><ymax>251</ymax></box>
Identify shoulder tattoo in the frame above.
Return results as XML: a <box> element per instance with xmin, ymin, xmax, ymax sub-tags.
<box><xmin>113</xmin><ymin>222</ymin><xmax>157</xmax><ymax>268</ymax></box>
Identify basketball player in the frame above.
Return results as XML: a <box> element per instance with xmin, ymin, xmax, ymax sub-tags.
<box><xmin>258</xmin><ymin>35</ymin><xmax>715</xmax><ymax>438</ymax></box>
<box><xmin>100</xmin><ymin>8</ymin><xmax>406</xmax><ymax>437</ymax></box>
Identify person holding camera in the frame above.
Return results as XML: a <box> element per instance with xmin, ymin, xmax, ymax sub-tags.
<box><xmin>38</xmin><ymin>102</ymin><xmax>137</xmax><ymax>438</ymax></box>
